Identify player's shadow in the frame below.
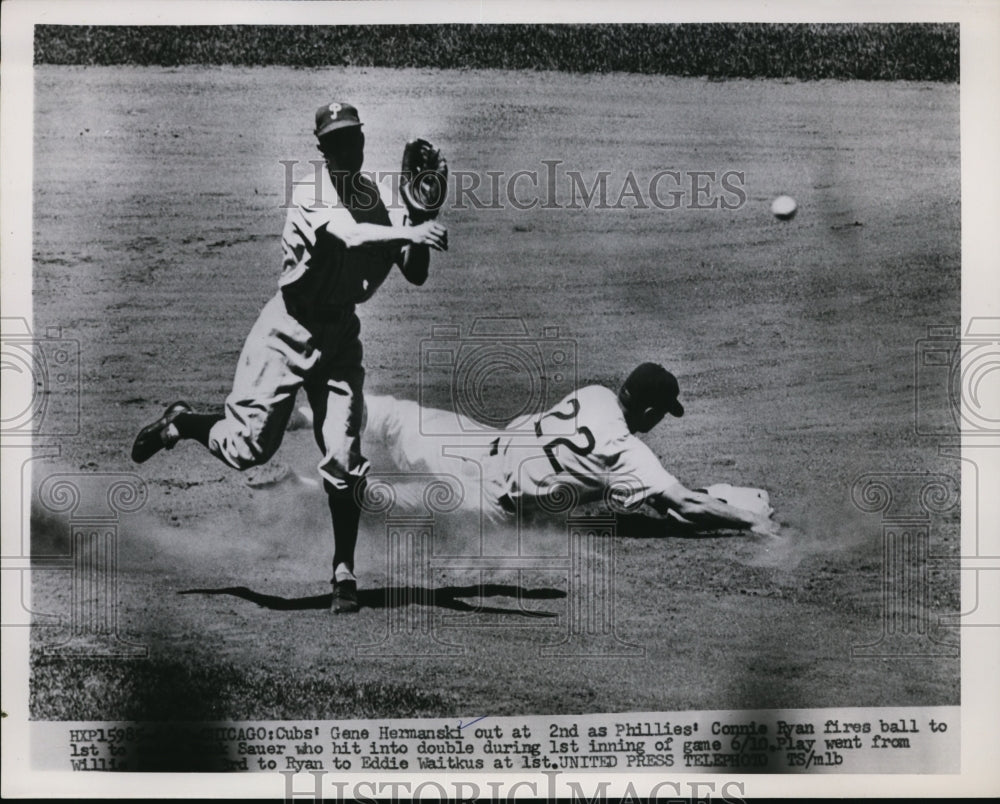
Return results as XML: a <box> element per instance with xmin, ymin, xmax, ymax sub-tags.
<box><xmin>613</xmin><ymin>513</ymin><xmax>747</xmax><ymax>540</ymax></box>
<box><xmin>179</xmin><ymin>583</ymin><xmax>564</xmax><ymax>617</ymax></box>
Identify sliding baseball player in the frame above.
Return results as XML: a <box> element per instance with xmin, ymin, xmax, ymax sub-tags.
<box><xmin>362</xmin><ymin>362</ymin><xmax>778</xmax><ymax>533</ymax></box>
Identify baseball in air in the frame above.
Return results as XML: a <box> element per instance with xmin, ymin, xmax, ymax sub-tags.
<box><xmin>771</xmin><ymin>195</ymin><xmax>797</xmax><ymax>220</ymax></box>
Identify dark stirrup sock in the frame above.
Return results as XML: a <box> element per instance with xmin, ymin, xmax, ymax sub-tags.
<box><xmin>326</xmin><ymin>481</ymin><xmax>363</xmax><ymax>578</ymax></box>
<box><xmin>173</xmin><ymin>412</ymin><xmax>223</xmax><ymax>447</ymax></box>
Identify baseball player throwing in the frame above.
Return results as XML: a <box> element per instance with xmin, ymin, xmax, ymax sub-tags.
<box><xmin>362</xmin><ymin>362</ymin><xmax>779</xmax><ymax>534</ymax></box>
<box><xmin>131</xmin><ymin>101</ymin><xmax>448</xmax><ymax>613</ymax></box>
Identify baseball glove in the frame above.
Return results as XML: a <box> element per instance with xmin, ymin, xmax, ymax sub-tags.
<box><xmin>400</xmin><ymin>138</ymin><xmax>448</xmax><ymax>223</ymax></box>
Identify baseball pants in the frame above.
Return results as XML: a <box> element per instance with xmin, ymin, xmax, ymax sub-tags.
<box><xmin>207</xmin><ymin>292</ymin><xmax>368</xmax><ymax>490</ymax></box>
<box><xmin>364</xmin><ymin>394</ymin><xmax>511</xmax><ymax>519</ymax></box>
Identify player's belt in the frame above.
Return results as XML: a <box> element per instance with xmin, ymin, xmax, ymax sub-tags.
<box><xmin>489</xmin><ymin>437</ymin><xmax>500</xmax><ymax>456</ymax></box>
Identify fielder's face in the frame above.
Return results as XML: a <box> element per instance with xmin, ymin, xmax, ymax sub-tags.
<box><xmin>319</xmin><ymin>127</ymin><xmax>365</xmax><ymax>174</ymax></box>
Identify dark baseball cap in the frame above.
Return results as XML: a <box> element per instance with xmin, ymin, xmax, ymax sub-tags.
<box><xmin>314</xmin><ymin>101</ymin><xmax>362</xmax><ymax>138</ymax></box>
<box><xmin>623</xmin><ymin>362</ymin><xmax>684</xmax><ymax>417</ymax></box>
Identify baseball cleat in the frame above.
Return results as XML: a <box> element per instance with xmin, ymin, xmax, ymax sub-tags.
<box><xmin>131</xmin><ymin>401</ymin><xmax>193</xmax><ymax>463</ymax></box>
<box><xmin>330</xmin><ymin>579</ymin><xmax>360</xmax><ymax>614</ymax></box>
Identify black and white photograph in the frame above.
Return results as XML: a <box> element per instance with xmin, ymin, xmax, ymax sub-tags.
<box><xmin>1</xmin><ymin>0</ymin><xmax>998</xmax><ymax>799</ymax></box>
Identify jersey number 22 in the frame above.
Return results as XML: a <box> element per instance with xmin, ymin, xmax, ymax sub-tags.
<box><xmin>534</xmin><ymin>397</ymin><xmax>595</xmax><ymax>474</ymax></box>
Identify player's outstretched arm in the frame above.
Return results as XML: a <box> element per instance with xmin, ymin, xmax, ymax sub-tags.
<box><xmin>654</xmin><ymin>481</ymin><xmax>779</xmax><ymax>536</ymax></box>
<box><xmin>329</xmin><ymin>220</ymin><xmax>447</xmax><ymax>251</ymax></box>
<box><xmin>325</xmin><ymin>210</ymin><xmax>448</xmax><ymax>251</ymax></box>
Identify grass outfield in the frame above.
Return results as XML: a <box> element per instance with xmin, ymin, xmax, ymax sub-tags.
<box><xmin>34</xmin><ymin>23</ymin><xmax>958</xmax><ymax>81</ymax></box>
<box><xmin>28</xmin><ymin>65</ymin><xmax>959</xmax><ymax>721</ymax></box>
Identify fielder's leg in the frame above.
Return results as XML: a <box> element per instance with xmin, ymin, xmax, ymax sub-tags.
<box><xmin>328</xmin><ymin>483</ymin><xmax>362</xmax><ymax>574</ymax></box>
<box><xmin>307</xmin><ymin>362</ymin><xmax>368</xmax><ymax>615</ymax></box>
<box><xmin>131</xmin><ymin>294</ymin><xmax>309</xmax><ymax>467</ymax></box>
<box><xmin>131</xmin><ymin>401</ymin><xmax>213</xmax><ymax>462</ymax></box>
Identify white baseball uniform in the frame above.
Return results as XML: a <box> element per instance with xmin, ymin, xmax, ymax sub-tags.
<box><xmin>207</xmin><ymin>167</ymin><xmax>407</xmax><ymax>490</ymax></box>
<box><xmin>364</xmin><ymin>386</ymin><xmax>682</xmax><ymax>518</ymax></box>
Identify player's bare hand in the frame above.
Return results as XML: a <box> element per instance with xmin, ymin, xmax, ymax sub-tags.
<box><xmin>409</xmin><ymin>220</ymin><xmax>448</xmax><ymax>251</ymax></box>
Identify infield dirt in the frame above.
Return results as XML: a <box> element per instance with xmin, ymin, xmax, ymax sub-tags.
<box><xmin>27</xmin><ymin>66</ymin><xmax>959</xmax><ymax>720</ymax></box>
